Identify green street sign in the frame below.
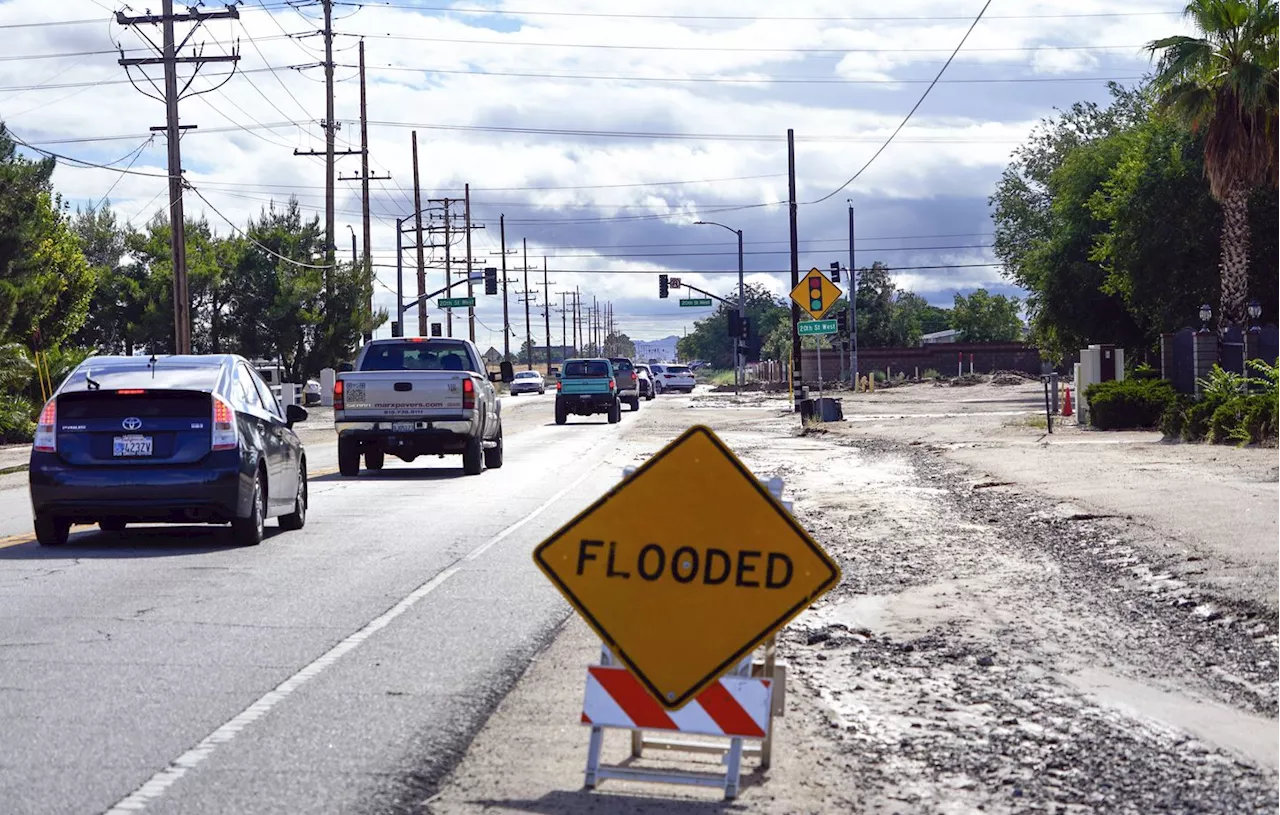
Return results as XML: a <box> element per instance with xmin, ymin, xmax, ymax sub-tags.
<box><xmin>679</xmin><ymin>298</ymin><xmax>713</xmax><ymax>307</ymax></box>
<box><xmin>798</xmin><ymin>319</ymin><xmax>838</xmax><ymax>336</ymax></box>
<box><xmin>438</xmin><ymin>297</ymin><xmax>476</xmax><ymax>309</ymax></box>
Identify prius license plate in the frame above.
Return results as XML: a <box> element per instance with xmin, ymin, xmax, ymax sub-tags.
<box><xmin>113</xmin><ymin>434</ymin><xmax>153</xmax><ymax>457</ymax></box>
<box><xmin>392</xmin><ymin>421</ymin><xmax>415</xmax><ymax>432</ymax></box>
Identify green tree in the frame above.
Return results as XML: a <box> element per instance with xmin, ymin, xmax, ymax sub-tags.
<box><xmin>605</xmin><ymin>332</ymin><xmax>636</xmax><ymax>358</ymax></box>
<box><xmin>1147</xmin><ymin>0</ymin><xmax>1279</xmax><ymax>325</ymax></box>
<box><xmin>951</xmin><ymin>289</ymin><xmax>1024</xmax><ymax>342</ymax></box>
<box><xmin>0</xmin><ymin>123</ymin><xmax>94</xmax><ymax>349</ymax></box>
<box><xmin>991</xmin><ymin>86</ymin><xmax>1151</xmax><ymax>359</ymax></box>
<box><xmin>70</xmin><ymin>204</ymin><xmax>148</xmax><ymax>353</ymax></box>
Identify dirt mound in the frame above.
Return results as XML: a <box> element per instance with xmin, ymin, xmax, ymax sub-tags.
<box><xmin>948</xmin><ymin>373</ymin><xmax>987</xmax><ymax>387</ymax></box>
<box><xmin>991</xmin><ymin>371</ymin><xmax>1033</xmax><ymax>386</ymax></box>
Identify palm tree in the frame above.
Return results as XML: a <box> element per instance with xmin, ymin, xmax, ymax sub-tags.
<box><xmin>1147</xmin><ymin>0</ymin><xmax>1278</xmax><ymax>326</ymax></box>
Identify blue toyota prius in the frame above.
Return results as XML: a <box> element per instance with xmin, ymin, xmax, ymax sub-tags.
<box><xmin>28</xmin><ymin>355</ymin><xmax>309</xmax><ymax>547</ymax></box>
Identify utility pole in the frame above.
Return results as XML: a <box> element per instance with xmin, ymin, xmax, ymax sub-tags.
<box><xmin>348</xmin><ymin>226</ymin><xmax>357</xmax><ymax>265</ymax></box>
<box><xmin>465</xmin><ymin>184</ymin><xmax>475</xmax><ymax>342</ymax></box>
<box><xmin>570</xmin><ymin>288</ymin><xmax>580</xmax><ymax>353</ymax></box>
<box><xmin>500</xmin><ymin>215</ymin><xmax>510</xmax><ymax>363</ymax></box>
<box><xmin>787</xmin><ymin>128</ymin><xmax>802</xmax><ymax>404</ymax></box>
<box><xmin>592</xmin><ymin>296</ymin><xmax>599</xmax><ymax>353</ymax></box>
<box><xmin>291</xmin><ymin>0</ymin><xmax>360</xmax><ymax>298</ymax></box>
<box><xmin>117</xmin><ymin>0</ymin><xmax>240</xmax><ymax>354</ymax></box>
<box><xmin>558</xmin><ymin>292</ymin><xmax>570</xmax><ymax>360</ymax></box>
<box><xmin>848</xmin><ymin>202</ymin><xmax>858</xmax><ymax>387</ymax></box>
<box><xmin>337</xmin><ymin>40</ymin><xmax>389</xmax><ymax>342</ymax></box>
<box><xmin>522</xmin><ymin>238</ymin><xmax>533</xmax><ymax>369</ymax></box>
<box><xmin>443</xmin><ymin>198</ymin><xmax>452</xmax><ymax>336</ymax></box>
<box><xmin>412</xmin><ymin>134</ymin><xmax>427</xmax><ymax>336</ymax></box>
<box><xmin>541</xmin><ymin>257</ymin><xmax>555</xmax><ymax>371</ymax></box>
<box><xmin>322</xmin><ymin>0</ymin><xmax>334</xmax><ymax>273</ymax></box>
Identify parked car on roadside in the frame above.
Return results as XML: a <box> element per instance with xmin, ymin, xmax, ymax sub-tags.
<box><xmin>650</xmin><ymin>363</ymin><xmax>696</xmax><ymax>394</ymax></box>
<box><xmin>555</xmin><ymin>358</ymin><xmax>621</xmax><ymax>424</ymax></box>
<box><xmin>635</xmin><ymin>364</ymin><xmax>655</xmax><ymax>400</ymax></box>
<box><xmin>334</xmin><ymin>338</ymin><xmax>503</xmax><ymax>477</ymax></box>
<box><xmin>608</xmin><ymin>358</ymin><xmax>641</xmax><ymax>411</ymax></box>
<box><xmin>28</xmin><ymin>354</ymin><xmax>309</xmax><ymax>547</ymax></box>
<box><xmin>509</xmin><ymin>370</ymin><xmax>545</xmax><ymax>395</ymax></box>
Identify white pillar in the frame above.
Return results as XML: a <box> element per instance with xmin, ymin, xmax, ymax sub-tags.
<box><xmin>320</xmin><ymin>368</ymin><xmax>336</xmax><ymax>406</ymax></box>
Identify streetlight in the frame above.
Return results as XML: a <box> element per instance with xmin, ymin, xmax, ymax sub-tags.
<box><xmin>1247</xmin><ymin>299</ymin><xmax>1262</xmax><ymax>329</ymax></box>
<box><xmin>1199</xmin><ymin>303</ymin><xmax>1212</xmax><ymax>333</ymax></box>
<box><xmin>693</xmin><ymin>220</ymin><xmax>745</xmax><ymax>397</ymax></box>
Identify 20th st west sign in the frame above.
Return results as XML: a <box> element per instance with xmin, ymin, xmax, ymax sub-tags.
<box><xmin>534</xmin><ymin>426</ymin><xmax>841</xmax><ymax>710</ymax></box>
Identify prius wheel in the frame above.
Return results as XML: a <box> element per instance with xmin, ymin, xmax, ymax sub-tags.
<box><xmin>34</xmin><ymin>514</ymin><xmax>71</xmax><ymax>547</ymax></box>
<box><xmin>232</xmin><ymin>469</ymin><xmax>266</xmax><ymax>546</ymax></box>
<box><xmin>279</xmin><ymin>463</ymin><xmax>307</xmax><ymax>531</ymax></box>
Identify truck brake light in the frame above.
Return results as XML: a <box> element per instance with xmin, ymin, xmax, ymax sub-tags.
<box><xmin>609</xmin><ymin>379</ymin><xmax>616</xmax><ymax>391</ymax></box>
<box><xmin>333</xmin><ymin>379</ymin><xmax>344</xmax><ymax>410</ymax></box>
<box><xmin>556</xmin><ymin>379</ymin><xmax>562</xmax><ymax>391</ymax></box>
<box><xmin>462</xmin><ymin>377</ymin><xmax>475</xmax><ymax>409</ymax></box>
<box><xmin>33</xmin><ymin>399</ymin><xmax>56</xmax><ymax>452</ymax></box>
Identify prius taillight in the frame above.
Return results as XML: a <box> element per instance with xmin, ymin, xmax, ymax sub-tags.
<box><xmin>211</xmin><ymin>395</ymin><xmax>238</xmax><ymax>450</ymax></box>
<box><xmin>33</xmin><ymin>399</ymin><xmax>56</xmax><ymax>453</ymax></box>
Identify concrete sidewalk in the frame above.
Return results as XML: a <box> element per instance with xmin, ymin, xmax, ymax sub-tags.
<box><xmin>0</xmin><ymin>443</ymin><xmax>30</xmax><ymax>473</ymax></box>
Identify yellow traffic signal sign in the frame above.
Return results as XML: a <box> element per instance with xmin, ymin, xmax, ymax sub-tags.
<box><xmin>790</xmin><ymin>268</ymin><xmax>843</xmax><ymax>320</ymax></box>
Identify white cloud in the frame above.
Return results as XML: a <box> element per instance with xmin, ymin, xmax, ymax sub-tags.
<box><xmin>0</xmin><ymin>0</ymin><xmax>1195</xmax><ymax>339</ymax></box>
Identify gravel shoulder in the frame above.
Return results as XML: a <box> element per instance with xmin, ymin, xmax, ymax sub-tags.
<box><xmin>423</xmin><ymin>388</ymin><xmax>1278</xmax><ymax>814</ymax></box>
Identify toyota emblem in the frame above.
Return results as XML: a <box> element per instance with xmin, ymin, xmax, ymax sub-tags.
<box><xmin>122</xmin><ymin>417</ymin><xmax>142</xmax><ymax>431</ymax></box>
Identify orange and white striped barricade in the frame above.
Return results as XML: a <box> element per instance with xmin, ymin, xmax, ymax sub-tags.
<box><xmin>582</xmin><ymin>646</ymin><xmax>770</xmax><ymax>799</ymax></box>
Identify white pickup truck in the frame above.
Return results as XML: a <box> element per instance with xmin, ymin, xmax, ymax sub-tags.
<box><xmin>333</xmin><ymin>338</ymin><xmax>503</xmax><ymax>476</ymax></box>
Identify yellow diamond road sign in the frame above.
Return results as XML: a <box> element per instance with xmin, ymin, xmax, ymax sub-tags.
<box><xmin>533</xmin><ymin>425</ymin><xmax>841</xmax><ymax>710</ymax></box>
<box><xmin>790</xmin><ymin>267</ymin><xmax>843</xmax><ymax>321</ymax></box>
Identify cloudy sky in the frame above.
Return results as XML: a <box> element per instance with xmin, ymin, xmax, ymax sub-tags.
<box><xmin>2</xmin><ymin>0</ymin><xmax>1190</xmax><ymax>347</ymax></box>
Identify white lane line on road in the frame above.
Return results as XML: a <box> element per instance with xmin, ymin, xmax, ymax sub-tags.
<box><xmin>104</xmin><ymin>460</ymin><xmax>605</xmax><ymax>814</ymax></box>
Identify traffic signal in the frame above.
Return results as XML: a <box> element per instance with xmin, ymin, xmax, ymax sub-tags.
<box><xmin>659</xmin><ymin>274</ymin><xmax>669</xmax><ymax>299</ymax></box>
<box><xmin>837</xmin><ymin>309</ymin><xmax>849</xmax><ymax>332</ymax></box>
<box><xmin>484</xmin><ymin>267</ymin><xmax>498</xmax><ymax>295</ymax></box>
<box><xmin>391</xmin><ymin>320</ymin><xmax>402</xmax><ymax>338</ymax></box>
<box><xmin>431</xmin><ymin>322</ymin><xmax>443</xmax><ymax>337</ymax></box>
<box><xmin>739</xmin><ymin>315</ymin><xmax>750</xmax><ymax>341</ymax></box>
<box><xmin>830</xmin><ymin>261</ymin><xmax>841</xmax><ymax>283</ymax></box>
<box><xmin>727</xmin><ymin>311</ymin><xmax>741</xmax><ymax>337</ymax></box>
<box><xmin>808</xmin><ymin>275</ymin><xmax>824</xmax><ymax>314</ymax></box>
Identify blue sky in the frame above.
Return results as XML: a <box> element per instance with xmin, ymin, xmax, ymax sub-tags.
<box><xmin>1</xmin><ymin>0</ymin><xmax>1191</xmax><ymax>345</ymax></box>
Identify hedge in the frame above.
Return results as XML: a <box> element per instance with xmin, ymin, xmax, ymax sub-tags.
<box><xmin>1084</xmin><ymin>378</ymin><xmax>1177</xmax><ymax>430</ymax></box>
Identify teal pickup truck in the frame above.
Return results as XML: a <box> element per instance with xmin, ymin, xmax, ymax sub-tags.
<box><xmin>555</xmin><ymin>358</ymin><xmax>622</xmax><ymax>425</ymax></box>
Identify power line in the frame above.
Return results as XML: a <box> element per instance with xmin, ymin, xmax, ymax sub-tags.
<box><xmin>352</xmin><ymin>62</ymin><xmax>1140</xmax><ymax>86</ymax></box>
<box><xmin>187</xmin><ymin>183</ymin><xmax>336</xmax><ymax>270</ymax></box>
<box><xmin>298</xmin><ymin>3</ymin><xmax>1180</xmax><ymax>23</ymax></box>
<box><xmin>808</xmin><ymin>0</ymin><xmax>993</xmax><ymax>205</ymax></box>
<box><xmin>332</xmin><ymin>31</ymin><xmax>1151</xmax><ymax>56</ymax></box>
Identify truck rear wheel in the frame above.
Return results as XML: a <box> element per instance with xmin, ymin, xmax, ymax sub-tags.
<box><xmin>484</xmin><ymin>426</ymin><xmax>504</xmax><ymax>469</ymax></box>
<box><xmin>462</xmin><ymin>436</ymin><xmax>484</xmax><ymax>476</ymax></box>
<box><xmin>628</xmin><ymin>396</ymin><xmax>640</xmax><ymax>412</ymax></box>
<box><xmin>608</xmin><ymin>399</ymin><xmax>621</xmax><ymax>424</ymax></box>
<box><xmin>338</xmin><ymin>438</ymin><xmax>360</xmax><ymax>477</ymax></box>
<box><xmin>555</xmin><ymin>401</ymin><xmax>567</xmax><ymax>425</ymax></box>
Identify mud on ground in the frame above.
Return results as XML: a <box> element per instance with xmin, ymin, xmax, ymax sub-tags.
<box><xmin>424</xmin><ymin>394</ymin><xmax>1278</xmax><ymax>814</ymax></box>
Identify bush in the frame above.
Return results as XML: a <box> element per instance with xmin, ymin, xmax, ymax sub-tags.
<box><xmin>1239</xmin><ymin>394</ymin><xmax>1278</xmax><ymax>445</ymax></box>
<box><xmin>0</xmin><ymin>394</ymin><xmax>36</xmax><ymax>444</ymax></box>
<box><xmin>1160</xmin><ymin>394</ymin><xmax>1192</xmax><ymax>438</ymax></box>
<box><xmin>1130</xmin><ymin>363</ymin><xmax>1161</xmax><ymax>381</ymax></box>
<box><xmin>1208</xmin><ymin>400</ymin><xmax>1244</xmax><ymax>444</ymax></box>
<box><xmin>921</xmin><ymin>368</ymin><xmax>940</xmax><ymax>381</ymax></box>
<box><xmin>1181</xmin><ymin>398</ymin><xmax>1219</xmax><ymax>442</ymax></box>
<box><xmin>1085</xmin><ymin>378</ymin><xmax>1177</xmax><ymax>430</ymax></box>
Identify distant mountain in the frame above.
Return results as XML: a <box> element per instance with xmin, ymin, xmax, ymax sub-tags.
<box><xmin>633</xmin><ymin>335</ymin><xmax>680</xmax><ymax>362</ymax></box>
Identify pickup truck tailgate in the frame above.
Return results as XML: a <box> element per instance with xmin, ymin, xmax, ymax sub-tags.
<box><xmin>338</xmin><ymin>372</ymin><xmax>469</xmax><ymax>418</ymax></box>
<box><xmin>560</xmin><ymin>379</ymin><xmax>612</xmax><ymax>395</ymax></box>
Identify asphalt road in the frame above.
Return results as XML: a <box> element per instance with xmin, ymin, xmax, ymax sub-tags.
<box><xmin>0</xmin><ymin>391</ymin><xmax>652</xmax><ymax>814</ymax></box>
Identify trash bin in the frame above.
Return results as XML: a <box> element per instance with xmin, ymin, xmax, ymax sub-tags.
<box><xmin>799</xmin><ymin>398</ymin><xmax>817</xmax><ymax>422</ymax></box>
<box><xmin>819</xmin><ymin>397</ymin><xmax>843</xmax><ymax>422</ymax></box>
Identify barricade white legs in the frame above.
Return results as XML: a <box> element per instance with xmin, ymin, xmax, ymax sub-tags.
<box><xmin>582</xmin><ymin>645</ymin><xmax>763</xmax><ymax>799</ymax></box>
